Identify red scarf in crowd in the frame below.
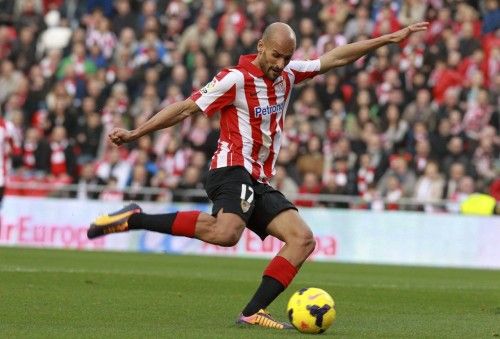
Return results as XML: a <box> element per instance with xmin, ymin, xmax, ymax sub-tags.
<box><xmin>50</xmin><ymin>141</ymin><xmax>67</xmax><ymax>176</ymax></box>
<box><xmin>23</xmin><ymin>141</ymin><xmax>37</xmax><ymax>169</ymax></box>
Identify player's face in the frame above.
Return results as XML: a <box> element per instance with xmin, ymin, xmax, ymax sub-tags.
<box><xmin>259</xmin><ymin>40</ymin><xmax>295</xmax><ymax>80</ymax></box>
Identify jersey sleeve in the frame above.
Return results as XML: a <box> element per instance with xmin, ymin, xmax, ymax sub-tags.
<box><xmin>189</xmin><ymin>69</ymin><xmax>237</xmax><ymax>118</ymax></box>
<box><xmin>287</xmin><ymin>59</ymin><xmax>321</xmax><ymax>85</ymax></box>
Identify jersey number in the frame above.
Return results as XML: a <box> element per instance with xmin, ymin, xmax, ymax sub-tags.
<box><xmin>240</xmin><ymin>184</ymin><xmax>254</xmax><ymax>203</ymax></box>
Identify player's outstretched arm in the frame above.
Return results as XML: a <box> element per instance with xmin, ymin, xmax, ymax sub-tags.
<box><xmin>108</xmin><ymin>98</ymin><xmax>202</xmax><ymax>146</ymax></box>
<box><xmin>318</xmin><ymin>22</ymin><xmax>429</xmax><ymax>73</ymax></box>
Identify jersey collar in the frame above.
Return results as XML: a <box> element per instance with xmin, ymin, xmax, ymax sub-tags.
<box><xmin>238</xmin><ymin>54</ymin><xmax>264</xmax><ymax>77</ymax></box>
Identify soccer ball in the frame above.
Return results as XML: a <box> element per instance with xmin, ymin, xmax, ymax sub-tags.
<box><xmin>287</xmin><ymin>287</ymin><xmax>336</xmax><ymax>334</ymax></box>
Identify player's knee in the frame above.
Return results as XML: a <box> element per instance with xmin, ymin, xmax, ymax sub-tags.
<box><xmin>213</xmin><ymin>221</ymin><xmax>242</xmax><ymax>246</ymax></box>
<box><xmin>303</xmin><ymin>232</ymin><xmax>316</xmax><ymax>256</ymax></box>
<box><xmin>217</xmin><ymin>230</ymin><xmax>241</xmax><ymax>247</ymax></box>
<box><xmin>212</xmin><ymin>212</ymin><xmax>245</xmax><ymax>247</ymax></box>
<box><xmin>211</xmin><ymin>218</ymin><xmax>244</xmax><ymax>247</ymax></box>
<box><xmin>290</xmin><ymin>229</ymin><xmax>316</xmax><ymax>255</ymax></box>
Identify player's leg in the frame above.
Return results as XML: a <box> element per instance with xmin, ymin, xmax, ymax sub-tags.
<box><xmin>133</xmin><ymin>207</ymin><xmax>246</xmax><ymax>247</ymax></box>
<box><xmin>264</xmin><ymin>209</ymin><xmax>316</xmax><ymax>267</ymax></box>
<box><xmin>240</xmin><ymin>191</ymin><xmax>315</xmax><ymax>318</ymax></box>
<box><xmin>87</xmin><ymin>166</ymin><xmax>252</xmax><ymax>247</ymax></box>
<box><xmin>87</xmin><ymin>203</ymin><xmax>247</xmax><ymax>247</ymax></box>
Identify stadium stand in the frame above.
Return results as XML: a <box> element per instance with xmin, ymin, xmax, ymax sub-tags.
<box><xmin>0</xmin><ymin>0</ymin><xmax>498</xmax><ymax>213</ymax></box>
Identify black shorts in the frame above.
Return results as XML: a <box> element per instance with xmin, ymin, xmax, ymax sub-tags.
<box><xmin>205</xmin><ymin>166</ymin><xmax>297</xmax><ymax>240</ymax></box>
<box><xmin>0</xmin><ymin>186</ymin><xmax>3</xmax><ymax>208</ymax></box>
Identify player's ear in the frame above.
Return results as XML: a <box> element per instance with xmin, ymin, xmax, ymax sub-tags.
<box><xmin>257</xmin><ymin>40</ymin><xmax>264</xmax><ymax>54</ymax></box>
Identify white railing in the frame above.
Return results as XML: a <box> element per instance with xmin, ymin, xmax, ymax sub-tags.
<box><xmin>5</xmin><ymin>181</ymin><xmax>459</xmax><ymax>211</ymax></box>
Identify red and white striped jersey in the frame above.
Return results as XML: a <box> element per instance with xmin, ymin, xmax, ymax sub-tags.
<box><xmin>0</xmin><ymin>118</ymin><xmax>20</xmax><ymax>187</ymax></box>
<box><xmin>190</xmin><ymin>54</ymin><xmax>321</xmax><ymax>182</ymax></box>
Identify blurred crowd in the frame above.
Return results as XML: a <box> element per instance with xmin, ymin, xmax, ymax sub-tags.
<box><xmin>0</xmin><ymin>0</ymin><xmax>498</xmax><ymax>212</ymax></box>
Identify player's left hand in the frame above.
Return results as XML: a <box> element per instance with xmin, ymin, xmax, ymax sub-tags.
<box><xmin>389</xmin><ymin>22</ymin><xmax>429</xmax><ymax>43</ymax></box>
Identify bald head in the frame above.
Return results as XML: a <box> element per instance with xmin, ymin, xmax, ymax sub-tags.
<box><xmin>255</xmin><ymin>22</ymin><xmax>296</xmax><ymax>80</ymax></box>
<box><xmin>262</xmin><ymin>22</ymin><xmax>296</xmax><ymax>46</ymax></box>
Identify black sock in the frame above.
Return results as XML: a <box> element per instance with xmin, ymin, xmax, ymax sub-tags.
<box><xmin>128</xmin><ymin>212</ymin><xmax>178</xmax><ymax>234</ymax></box>
<box><xmin>242</xmin><ymin>276</ymin><xmax>285</xmax><ymax>316</ymax></box>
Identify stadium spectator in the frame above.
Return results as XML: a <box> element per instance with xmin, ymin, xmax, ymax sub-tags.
<box><xmin>14</xmin><ymin>0</ymin><xmax>44</xmax><ymax>32</ymax></box>
<box><xmin>482</xmin><ymin>0</ymin><xmax>500</xmax><ymax>34</ymax></box>
<box><xmin>344</xmin><ymin>6</ymin><xmax>374</xmax><ymax>42</ymax></box>
<box><xmin>382</xmin><ymin>174</ymin><xmax>404</xmax><ymax>210</ymax></box>
<box><xmin>77</xmin><ymin>112</ymin><xmax>104</xmax><ymax>164</ymax></box>
<box><xmin>381</xmin><ymin>104</ymin><xmax>409</xmax><ymax>153</ymax></box>
<box><xmin>430</xmin><ymin>58</ymin><xmax>462</xmax><ymax>106</ymax></box>
<box><xmin>411</xmin><ymin>138</ymin><xmax>432</xmax><ymax>176</ymax></box>
<box><xmin>356</xmin><ymin>153</ymin><xmax>376</xmax><ymax>196</ymax></box>
<box><xmin>316</xmin><ymin>20</ymin><xmax>346</xmax><ymax>56</ymax></box>
<box><xmin>158</xmin><ymin>138</ymin><xmax>190</xmax><ymax>188</ymax></box>
<box><xmin>377</xmin><ymin>156</ymin><xmax>416</xmax><ymax>198</ymax></box>
<box><xmin>46</xmin><ymin>126</ymin><xmax>76</xmax><ymax>178</ymax></box>
<box><xmin>447</xmin><ymin>175</ymin><xmax>476</xmax><ymax>213</ymax></box>
<box><xmin>472</xmin><ymin>128</ymin><xmax>497</xmax><ymax>182</ymax></box>
<box><xmin>86</xmin><ymin>16</ymin><xmax>116</xmax><ymax>60</ymax></box>
<box><xmin>0</xmin><ymin>59</ymin><xmax>24</xmax><ymax>106</ymax></box>
<box><xmin>75</xmin><ymin>162</ymin><xmax>100</xmax><ymax>200</ymax></box>
<box><xmin>56</xmin><ymin>41</ymin><xmax>97</xmax><ymax>86</ymax></box>
<box><xmin>178</xmin><ymin>14</ymin><xmax>217</xmax><ymax>57</ymax></box>
<box><xmin>443</xmin><ymin>162</ymin><xmax>467</xmax><ymax>200</ymax></box>
<box><xmin>319</xmin><ymin>0</ymin><xmax>350</xmax><ymax>26</ymax></box>
<box><xmin>298</xmin><ymin>17</ymin><xmax>317</xmax><ymax>40</ymax></box>
<box><xmin>425</xmin><ymin>7</ymin><xmax>452</xmax><ymax>46</ymax></box>
<box><xmin>95</xmin><ymin>147</ymin><xmax>131</xmax><ymax>189</ymax></box>
<box><xmin>429</xmin><ymin>118</ymin><xmax>452</xmax><ymax>160</ymax></box>
<box><xmin>296</xmin><ymin>172</ymin><xmax>322</xmax><ymax>207</ymax></box>
<box><xmin>277</xmin><ymin>1</ymin><xmax>298</xmax><ymax>33</ymax></box>
<box><xmin>36</xmin><ymin>10</ymin><xmax>72</xmax><ymax>59</ymax></box>
<box><xmin>216</xmin><ymin>0</ymin><xmax>247</xmax><ymax>37</ymax></box>
<box><xmin>292</xmin><ymin>85</ymin><xmax>323</xmax><ymax>126</ymax></box>
<box><xmin>111</xmin><ymin>0</ymin><xmax>136</xmax><ymax>35</ymax></box>
<box><xmin>99</xmin><ymin>176</ymin><xmax>124</xmax><ymax>202</ymax></box>
<box><xmin>413</xmin><ymin>161</ymin><xmax>445</xmax><ymax>212</ymax></box>
<box><xmin>173</xmin><ymin>165</ymin><xmax>207</xmax><ymax>203</ymax></box>
<box><xmin>320</xmin><ymin>176</ymin><xmax>348</xmax><ymax>209</ymax></box>
<box><xmin>293</xmin><ymin>36</ymin><xmax>319</xmax><ymax>61</ymax></box>
<box><xmin>296</xmin><ymin>135</ymin><xmax>324</xmax><ymax>179</ymax></box>
<box><xmin>125</xmin><ymin>164</ymin><xmax>150</xmax><ymax>201</ymax></box>
<box><xmin>463</xmin><ymin>88</ymin><xmax>494</xmax><ymax>140</ymax></box>
<box><xmin>441</xmin><ymin>137</ymin><xmax>474</xmax><ymax>176</ymax></box>
<box><xmin>324</xmin><ymin>156</ymin><xmax>356</xmax><ymax>196</ymax></box>
<box><xmin>270</xmin><ymin>165</ymin><xmax>298</xmax><ymax>199</ymax></box>
<box><xmin>402</xmin><ymin>88</ymin><xmax>435</xmax><ymax>130</ymax></box>
<box><xmin>398</xmin><ymin>0</ymin><xmax>427</xmax><ymax>27</ymax></box>
<box><xmin>11</xmin><ymin>26</ymin><xmax>37</xmax><ymax>72</ymax></box>
<box><xmin>335</xmin><ymin>137</ymin><xmax>358</xmax><ymax>169</ymax></box>
<box><xmin>17</xmin><ymin>127</ymin><xmax>40</xmax><ymax>171</ymax></box>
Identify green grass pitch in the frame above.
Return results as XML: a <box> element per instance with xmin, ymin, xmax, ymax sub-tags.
<box><xmin>1</xmin><ymin>247</ymin><xmax>499</xmax><ymax>338</ymax></box>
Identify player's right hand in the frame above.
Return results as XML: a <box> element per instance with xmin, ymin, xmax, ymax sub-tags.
<box><xmin>108</xmin><ymin>127</ymin><xmax>134</xmax><ymax>146</ymax></box>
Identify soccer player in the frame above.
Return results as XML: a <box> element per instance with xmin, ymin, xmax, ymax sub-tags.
<box><xmin>88</xmin><ymin>22</ymin><xmax>428</xmax><ymax>329</ymax></box>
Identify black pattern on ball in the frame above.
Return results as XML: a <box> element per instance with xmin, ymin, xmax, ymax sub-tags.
<box><xmin>306</xmin><ymin>304</ymin><xmax>331</xmax><ymax>328</ymax></box>
<box><xmin>298</xmin><ymin>288</ymin><xmax>309</xmax><ymax>295</ymax></box>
